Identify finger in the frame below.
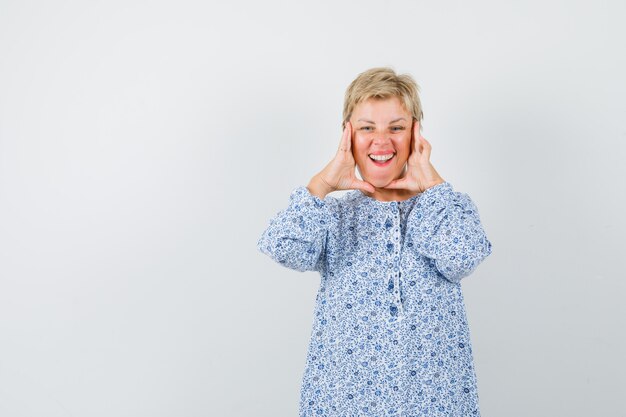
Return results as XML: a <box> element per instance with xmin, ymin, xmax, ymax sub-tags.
<box><xmin>383</xmin><ymin>177</ymin><xmax>407</xmax><ymax>190</ymax></box>
<box><xmin>345</xmin><ymin>121</ymin><xmax>352</xmax><ymax>152</ymax></box>
<box><xmin>413</xmin><ymin>121</ymin><xmax>422</xmax><ymax>157</ymax></box>
<box><xmin>355</xmin><ymin>179</ymin><xmax>375</xmax><ymax>193</ymax></box>
<box><xmin>338</xmin><ymin>123</ymin><xmax>350</xmax><ymax>153</ymax></box>
<box><xmin>420</xmin><ymin>135</ymin><xmax>432</xmax><ymax>161</ymax></box>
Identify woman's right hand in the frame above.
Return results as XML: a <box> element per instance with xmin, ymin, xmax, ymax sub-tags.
<box><xmin>314</xmin><ymin>121</ymin><xmax>375</xmax><ymax>194</ymax></box>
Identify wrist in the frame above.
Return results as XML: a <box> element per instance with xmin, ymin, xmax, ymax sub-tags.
<box><xmin>307</xmin><ymin>175</ymin><xmax>333</xmax><ymax>199</ymax></box>
<box><xmin>426</xmin><ymin>179</ymin><xmax>446</xmax><ymax>189</ymax></box>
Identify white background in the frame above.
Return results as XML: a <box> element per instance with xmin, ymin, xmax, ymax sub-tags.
<box><xmin>1</xmin><ymin>0</ymin><xmax>625</xmax><ymax>416</ymax></box>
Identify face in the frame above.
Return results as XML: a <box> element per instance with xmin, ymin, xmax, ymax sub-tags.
<box><xmin>350</xmin><ymin>96</ymin><xmax>413</xmax><ymax>188</ymax></box>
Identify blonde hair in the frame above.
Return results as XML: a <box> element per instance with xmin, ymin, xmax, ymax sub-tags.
<box><xmin>342</xmin><ymin>67</ymin><xmax>424</xmax><ymax>132</ymax></box>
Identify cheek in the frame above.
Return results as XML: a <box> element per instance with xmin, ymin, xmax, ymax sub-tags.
<box><xmin>353</xmin><ymin>136</ymin><xmax>369</xmax><ymax>155</ymax></box>
<box><xmin>394</xmin><ymin>135</ymin><xmax>411</xmax><ymax>153</ymax></box>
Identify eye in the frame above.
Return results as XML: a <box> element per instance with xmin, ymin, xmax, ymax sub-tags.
<box><xmin>391</xmin><ymin>126</ymin><xmax>405</xmax><ymax>132</ymax></box>
<box><xmin>360</xmin><ymin>126</ymin><xmax>373</xmax><ymax>131</ymax></box>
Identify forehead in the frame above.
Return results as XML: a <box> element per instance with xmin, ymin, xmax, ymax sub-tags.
<box><xmin>353</xmin><ymin>96</ymin><xmax>410</xmax><ymax>122</ymax></box>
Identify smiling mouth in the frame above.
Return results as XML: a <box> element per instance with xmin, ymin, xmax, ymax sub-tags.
<box><xmin>369</xmin><ymin>152</ymin><xmax>396</xmax><ymax>166</ymax></box>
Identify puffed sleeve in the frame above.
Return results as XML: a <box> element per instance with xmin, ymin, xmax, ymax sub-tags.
<box><xmin>406</xmin><ymin>181</ymin><xmax>493</xmax><ymax>283</ymax></box>
<box><xmin>257</xmin><ymin>185</ymin><xmax>336</xmax><ymax>273</ymax></box>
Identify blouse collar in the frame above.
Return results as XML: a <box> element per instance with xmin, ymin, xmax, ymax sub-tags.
<box><xmin>354</xmin><ymin>189</ymin><xmax>421</xmax><ymax>208</ymax></box>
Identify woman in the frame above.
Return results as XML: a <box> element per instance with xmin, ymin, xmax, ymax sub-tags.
<box><xmin>257</xmin><ymin>67</ymin><xmax>493</xmax><ymax>417</ymax></box>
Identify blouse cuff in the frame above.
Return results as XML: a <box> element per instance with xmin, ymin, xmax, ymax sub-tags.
<box><xmin>294</xmin><ymin>185</ymin><xmax>328</xmax><ymax>206</ymax></box>
<box><xmin>416</xmin><ymin>181</ymin><xmax>455</xmax><ymax>211</ymax></box>
<box><xmin>286</xmin><ymin>185</ymin><xmax>334</xmax><ymax>230</ymax></box>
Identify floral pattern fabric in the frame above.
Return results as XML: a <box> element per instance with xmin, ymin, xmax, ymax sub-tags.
<box><xmin>257</xmin><ymin>182</ymin><xmax>493</xmax><ymax>417</ymax></box>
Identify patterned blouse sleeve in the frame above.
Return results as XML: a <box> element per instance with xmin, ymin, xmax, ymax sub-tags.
<box><xmin>407</xmin><ymin>181</ymin><xmax>493</xmax><ymax>283</ymax></box>
<box><xmin>257</xmin><ymin>185</ymin><xmax>335</xmax><ymax>273</ymax></box>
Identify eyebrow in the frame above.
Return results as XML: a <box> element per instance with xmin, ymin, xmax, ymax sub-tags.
<box><xmin>357</xmin><ymin>118</ymin><xmax>407</xmax><ymax>124</ymax></box>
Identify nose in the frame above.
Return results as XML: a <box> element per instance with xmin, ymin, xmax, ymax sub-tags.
<box><xmin>372</xmin><ymin>133</ymin><xmax>393</xmax><ymax>146</ymax></box>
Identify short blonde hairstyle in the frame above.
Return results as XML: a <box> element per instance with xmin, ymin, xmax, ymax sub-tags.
<box><xmin>342</xmin><ymin>67</ymin><xmax>424</xmax><ymax>132</ymax></box>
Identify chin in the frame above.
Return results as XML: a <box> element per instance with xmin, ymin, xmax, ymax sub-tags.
<box><xmin>369</xmin><ymin>178</ymin><xmax>389</xmax><ymax>187</ymax></box>
<box><xmin>365</xmin><ymin>175</ymin><xmax>398</xmax><ymax>189</ymax></box>
<box><xmin>358</xmin><ymin>164</ymin><xmax>405</xmax><ymax>188</ymax></box>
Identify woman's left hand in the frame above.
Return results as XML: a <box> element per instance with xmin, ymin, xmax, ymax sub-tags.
<box><xmin>383</xmin><ymin>120</ymin><xmax>446</xmax><ymax>193</ymax></box>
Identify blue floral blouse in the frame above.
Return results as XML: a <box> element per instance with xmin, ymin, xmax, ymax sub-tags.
<box><xmin>257</xmin><ymin>181</ymin><xmax>493</xmax><ymax>417</ymax></box>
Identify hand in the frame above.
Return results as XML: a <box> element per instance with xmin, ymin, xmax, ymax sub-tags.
<box><xmin>315</xmin><ymin>121</ymin><xmax>376</xmax><ymax>194</ymax></box>
<box><xmin>383</xmin><ymin>120</ymin><xmax>445</xmax><ymax>193</ymax></box>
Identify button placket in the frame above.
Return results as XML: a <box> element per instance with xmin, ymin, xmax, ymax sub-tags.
<box><xmin>390</xmin><ymin>202</ymin><xmax>404</xmax><ymax>321</ymax></box>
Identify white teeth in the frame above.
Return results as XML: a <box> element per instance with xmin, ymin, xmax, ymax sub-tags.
<box><xmin>369</xmin><ymin>153</ymin><xmax>394</xmax><ymax>161</ymax></box>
